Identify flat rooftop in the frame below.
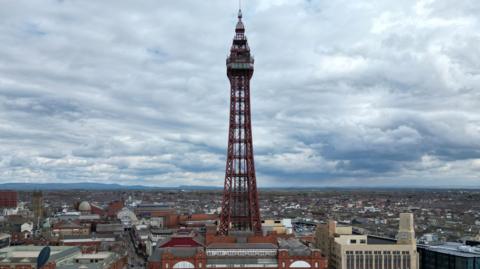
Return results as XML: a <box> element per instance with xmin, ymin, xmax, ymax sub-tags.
<box><xmin>419</xmin><ymin>243</ymin><xmax>480</xmax><ymax>258</ymax></box>
<box><xmin>0</xmin><ymin>246</ymin><xmax>81</xmax><ymax>264</ymax></box>
<box><xmin>207</xmin><ymin>243</ymin><xmax>278</xmax><ymax>249</ymax></box>
<box><xmin>76</xmin><ymin>252</ymin><xmax>112</xmax><ymax>259</ymax></box>
<box><xmin>0</xmin><ymin>233</ymin><xmax>10</xmax><ymax>240</ymax></box>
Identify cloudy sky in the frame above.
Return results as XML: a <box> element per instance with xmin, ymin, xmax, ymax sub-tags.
<box><xmin>0</xmin><ymin>0</ymin><xmax>479</xmax><ymax>187</ymax></box>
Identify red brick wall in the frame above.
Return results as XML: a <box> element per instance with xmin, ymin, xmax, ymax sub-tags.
<box><xmin>277</xmin><ymin>249</ymin><xmax>328</xmax><ymax>269</ymax></box>
<box><xmin>63</xmin><ymin>241</ymin><xmax>101</xmax><ymax>253</ymax></box>
<box><xmin>1</xmin><ymin>262</ymin><xmax>55</xmax><ymax>269</ymax></box>
<box><xmin>14</xmin><ymin>266</ymin><xmax>32</xmax><ymax>269</ymax></box>
<box><xmin>107</xmin><ymin>255</ymin><xmax>127</xmax><ymax>269</ymax></box>
<box><xmin>91</xmin><ymin>205</ymin><xmax>106</xmax><ymax>217</ymax></box>
<box><xmin>147</xmin><ymin>261</ymin><xmax>159</xmax><ymax>269</ymax></box>
<box><xmin>248</xmin><ymin>234</ymin><xmax>278</xmax><ymax>244</ymax></box>
<box><xmin>205</xmin><ymin>234</ymin><xmax>236</xmax><ymax>245</ymax></box>
<box><xmin>106</xmin><ymin>201</ymin><xmax>124</xmax><ymax>218</ymax></box>
<box><xmin>0</xmin><ymin>191</ymin><xmax>17</xmax><ymax>208</ymax></box>
<box><xmin>160</xmin><ymin>251</ymin><xmax>206</xmax><ymax>269</ymax></box>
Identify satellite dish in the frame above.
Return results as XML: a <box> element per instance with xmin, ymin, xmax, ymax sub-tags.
<box><xmin>37</xmin><ymin>246</ymin><xmax>51</xmax><ymax>269</ymax></box>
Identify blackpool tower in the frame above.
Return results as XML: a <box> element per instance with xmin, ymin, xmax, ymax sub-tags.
<box><xmin>218</xmin><ymin>9</ymin><xmax>262</xmax><ymax>235</ymax></box>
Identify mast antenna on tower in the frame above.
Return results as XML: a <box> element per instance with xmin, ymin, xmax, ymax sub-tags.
<box><xmin>238</xmin><ymin>0</ymin><xmax>243</xmax><ymax>19</ymax></box>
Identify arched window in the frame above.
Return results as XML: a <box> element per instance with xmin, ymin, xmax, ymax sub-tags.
<box><xmin>290</xmin><ymin>261</ymin><xmax>311</xmax><ymax>268</ymax></box>
<box><xmin>173</xmin><ymin>261</ymin><xmax>195</xmax><ymax>269</ymax></box>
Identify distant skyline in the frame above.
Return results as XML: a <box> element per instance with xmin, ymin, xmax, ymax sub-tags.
<box><xmin>0</xmin><ymin>0</ymin><xmax>479</xmax><ymax>187</ymax></box>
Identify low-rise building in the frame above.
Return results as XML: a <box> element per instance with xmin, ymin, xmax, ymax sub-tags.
<box><xmin>0</xmin><ymin>246</ymin><xmax>80</xmax><ymax>269</ymax></box>
<box><xmin>57</xmin><ymin>252</ymin><xmax>127</xmax><ymax>269</ymax></box>
<box><xmin>134</xmin><ymin>204</ymin><xmax>178</xmax><ymax>228</ymax></box>
<box><xmin>0</xmin><ymin>246</ymin><xmax>127</xmax><ymax>269</ymax></box>
<box><xmin>95</xmin><ymin>224</ymin><xmax>124</xmax><ymax>235</ymax></box>
<box><xmin>148</xmin><ymin>231</ymin><xmax>327</xmax><ymax>269</ymax></box>
<box><xmin>52</xmin><ymin>221</ymin><xmax>91</xmax><ymax>237</ymax></box>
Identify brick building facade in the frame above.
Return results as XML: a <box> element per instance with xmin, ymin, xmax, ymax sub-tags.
<box><xmin>0</xmin><ymin>190</ymin><xmax>17</xmax><ymax>208</ymax></box>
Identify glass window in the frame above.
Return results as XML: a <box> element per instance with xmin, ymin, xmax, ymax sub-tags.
<box><xmin>366</xmin><ymin>254</ymin><xmax>373</xmax><ymax>268</ymax></box>
<box><xmin>356</xmin><ymin>254</ymin><xmax>364</xmax><ymax>269</ymax></box>
<box><xmin>384</xmin><ymin>255</ymin><xmax>392</xmax><ymax>269</ymax></box>
<box><xmin>402</xmin><ymin>254</ymin><xmax>411</xmax><ymax>269</ymax></box>
<box><xmin>375</xmin><ymin>254</ymin><xmax>382</xmax><ymax>269</ymax></box>
<box><xmin>394</xmin><ymin>254</ymin><xmax>401</xmax><ymax>268</ymax></box>
<box><xmin>347</xmin><ymin>254</ymin><xmax>354</xmax><ymax>269</ymax></box>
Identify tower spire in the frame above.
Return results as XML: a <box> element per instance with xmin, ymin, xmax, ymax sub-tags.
<box><xmin>235</xmin><ymin>4</ymin><xmax>245</xmax><ymax>33</ymax></box>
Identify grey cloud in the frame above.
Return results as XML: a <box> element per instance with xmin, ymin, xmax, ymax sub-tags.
<box><xmin>0</xmin><ymin>0</ymin><xmax>479</xmax><ymax>187</ymax></box>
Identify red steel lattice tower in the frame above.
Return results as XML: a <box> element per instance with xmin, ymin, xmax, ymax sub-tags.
<box><xmin>219</xmin><ymin>9</ymin><xmax>262</xmax><ymax>235</ymax></box>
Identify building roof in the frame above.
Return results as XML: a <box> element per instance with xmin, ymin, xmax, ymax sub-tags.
<box><xmin>150</xmin><ymin>228</ymin><xmax>175</xmax><ymax>235</ymax></box>
<box><xmin>135</xmin><ymin>204</ymin><xmax>174</xmax><ymax>210</ymax></box>
<box><xmin>207</xmin><ymin>257</ymin><xmax>277</xmax><ymax>265</ymax></box>
<box><xmin>207</xmin><ymin>243</ymin><xmax>278</xmax><ymax>250</ymax></box>
<box><xmin>419</xmin><ymin>243</ymin><xmax>480</xmax><ymax>258</ymax></box>
<box><xmin>56</xmin><ymin>251</ymin><xmax>123</xmax><ymax>269</ymax></box>
<box><xmin>0</xmin><ymin>233</ymin><xmax>10</xmax><ymax>240</ymax></box>
<box><xmin>75</xmin><ymin>252</ymin><xmax>111</xmax><ymax>259</ymax></box>
<box><xmin>367</xmin><ymin>235</ymin><xmax>397</xmax><ymax>245</ymax></box>
<box><xmin>96</xmin><ymin>223</ymin><xmax>124</xmax><ymax>232</ymax></box>
<box><xmin>79</xmin><ymin>201</ymin><xmax>91</xmax><ymax>212</ymax></box>
<box><xmin>278</xmin><ymin>238</ymin><xmax>311</xmax><ymax>256</ymax></box>
<box><xmin>0</xmin><ymin>246</ymin><xmax>81</xmax><ymax>265</ymax></box>
<box><xmin>53</xmin><ymin>221</ymin><xmax>86</xmax><ymax>229</ymax></box>
<box><xmin>183</xmin><ymin>214</ymin><xmax>218</xmax><ymax>221</ymax></box>
<box><xmin>149</xmin><ymin>247</ymin><xmax>202</xmax><ymax>262</ymax></box>
<box><xmin>159</xmin><ymin>237</ymin><xmax>204</xmax><ymax>248</ymax></box>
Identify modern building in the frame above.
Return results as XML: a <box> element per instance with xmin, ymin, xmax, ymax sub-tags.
<box><xmin>0</xmin><ymin>191</ymin><xmax>17</xmax><ymax>209</ymax></box>
<box><xmin>316</xmin><ymin>213</ymin><xmax>418</xmax><ymax>269</ymax></box>
<box><xmin>417</xmin><ymin>242</ymin><xmax>480</xmax><ymax>269</ymax></box>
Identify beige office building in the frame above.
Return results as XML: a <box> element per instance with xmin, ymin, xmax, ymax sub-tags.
<box><xmin>315</xmin><ymin>213</ymin><xmax>418</xmax><ymax>269</ymax></box>
<box><xmin>261</xmin><ymin>219</ymin><xmax>293</xmax><ymax>235</ymax></box>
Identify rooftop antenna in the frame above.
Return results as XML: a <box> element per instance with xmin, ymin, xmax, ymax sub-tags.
<box><xmin>238</xmin><ymin>0</ymin><xmax>243</xmax><ymax>19</ymax></box>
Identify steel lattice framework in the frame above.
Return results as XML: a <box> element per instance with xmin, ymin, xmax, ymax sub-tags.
<box><xmin>218</xmin><ymin>10</ymin><xmax>261</xmax><ymax>235</ymax></box>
